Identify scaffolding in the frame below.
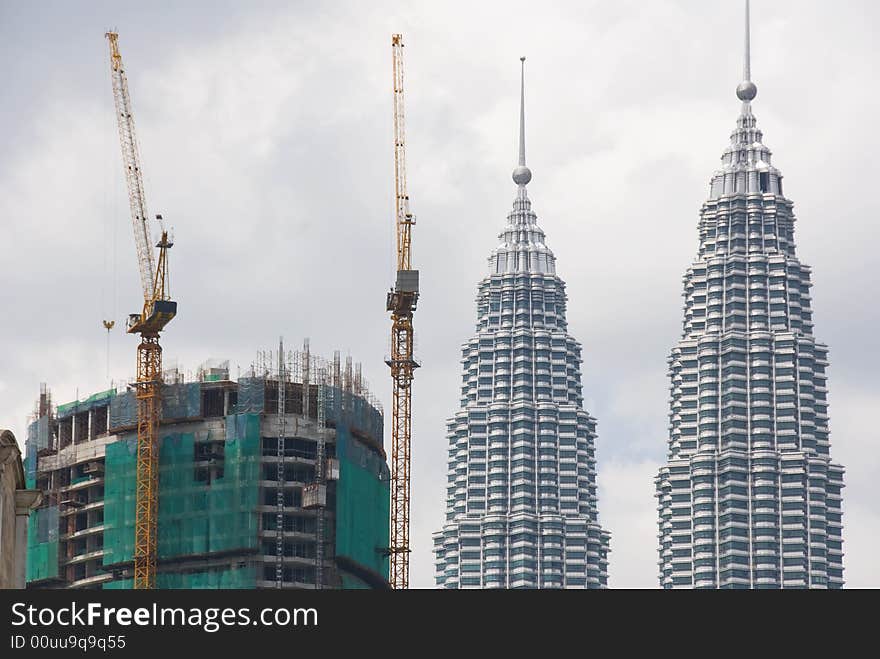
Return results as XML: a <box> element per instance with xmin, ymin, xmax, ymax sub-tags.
<box><xmin>275</xmin><ymin>338</ymin><xmax>287</xmax><ymax>588</ymax></box>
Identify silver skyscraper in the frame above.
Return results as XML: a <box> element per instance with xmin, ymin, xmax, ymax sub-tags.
<box><xmin>655</xmin><ymin>0</ymin><xmax>844</xmax><ymax>589</ymax></box>
<box><xmin>432</xmin><ymin>58</ymin><xmax>610</xmax><ymax>589</ymax></box>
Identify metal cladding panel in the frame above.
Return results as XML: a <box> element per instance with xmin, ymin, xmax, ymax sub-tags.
<box><xmin>302</xmin><ymin>483</ymin><xmax>327</xmax><ymax>509</ymax></box>
<box><xmin>396</xmin><ymin>269</ymin><xmax>419</xmax><ymax>293</ymax></box>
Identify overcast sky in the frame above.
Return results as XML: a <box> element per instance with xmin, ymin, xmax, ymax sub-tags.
<box><xmin>1</xmin><ymin>0</ymin><xmax>877</xmax><ymax>588</ymax></box>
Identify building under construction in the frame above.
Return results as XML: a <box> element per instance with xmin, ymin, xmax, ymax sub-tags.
<box><xmin>23</xmin><ymin>344</ymin><xmax>390</xmax><ymax>589</ymax></box>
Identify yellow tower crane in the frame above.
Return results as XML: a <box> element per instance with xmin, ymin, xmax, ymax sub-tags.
<box><xmin>386</xmin><ymin>33</ymin><xmax>419</xmax><ymax>589</ymax></box>
<box><xmin>106</xmin><ymin>32</ymin><xmax>177</xmax><ymax>590</ymax></box>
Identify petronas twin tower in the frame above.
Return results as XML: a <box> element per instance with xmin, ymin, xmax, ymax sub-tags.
<box><xmin>432</xmin><ymin>58</ymin><xmax>610</xmax><ymax>589</ymax></box>
<box><xmin>433</xmin><ymin>1</ymin><xmax>844</xmax><ymax>589</ymax></box>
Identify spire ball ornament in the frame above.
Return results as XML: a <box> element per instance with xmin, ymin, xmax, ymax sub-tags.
<box><xmin>513</xmin><ymin>165</ymin><xmax>532</xmax><ymax>186</ymax></box>
<box><xmin>736</xmin><ymin>80</ymin><xmax>757</xmax><ymax>101</ymax></box>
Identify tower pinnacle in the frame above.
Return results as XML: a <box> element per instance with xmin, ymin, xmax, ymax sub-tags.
<box><xmin>512</xmin><ymin>56</ymin><xmax>532</xmax><ymax>186</ymax></box>
<box><xmin>736</xmin><ymin>0</ymin><xmax>758</xmax><ymax>102</ymax></box>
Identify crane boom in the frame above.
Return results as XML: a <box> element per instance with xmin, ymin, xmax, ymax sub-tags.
<box><xmin>107</xmin><ymin>31</ymin><xmax>155</xmax><ymax>302</ymax></box>
<box><xmin>392</xmin><ymin>34</ymin><xmax>412</xmax><ymax>271</ymax></box>
<box><xmin>106</xmin><ymin>32</ymin><xmax>176</xmax><ymax>590</ymax></box>
<box><xmin>386</xmin><ymin>33</ymin><xmax>419</xmax><ymax>590</ymax></box>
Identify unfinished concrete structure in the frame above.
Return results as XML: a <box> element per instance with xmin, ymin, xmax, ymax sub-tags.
<box><xmin>24</xmin><ymin>346</ymin><xmax>389</xmax><ymax>589</ymax></box>
<box><xmin>1</xmin><ymin>429</ymin><xmax>42</xmax><ymax>588</ymax></box>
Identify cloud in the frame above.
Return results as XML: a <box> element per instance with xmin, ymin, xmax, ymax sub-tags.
<box><xmin>599</xmin><ymin>460</ymin><xmax>662</xmax><ymax>588</ymax></box>
<box><xmin>824</xmin><ymin>385</ymin><xmax>880</xmax><ymax>588</ymax></box>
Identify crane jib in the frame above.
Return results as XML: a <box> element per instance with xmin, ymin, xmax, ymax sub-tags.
<box><xmin>108</xmin><ymin>44</ymin><xmax>157</xmax><ymax>301</ymax></box>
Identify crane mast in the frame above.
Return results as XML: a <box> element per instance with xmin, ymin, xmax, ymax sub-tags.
<box><xmin>386</xmin><ymin>33</ymin><xmax>419</xmax><ymax>589</ymax></box>
<box><xmin>106</xmin><ymin>32</ymin><xmax>176</xmax><ymax>590</ymax></box>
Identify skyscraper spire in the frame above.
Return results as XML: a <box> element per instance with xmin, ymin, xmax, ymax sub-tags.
<box><xmin>743</xmin><ymin>0</ymin><xmax>751</xmax><ymax>81</ymax></box>
<box><xmin>512</xmin><ymin>56</ymin><xmax>532</xmax><ymax>186</ymax></box>
<box><xmin>736</xmin><ymin>0</ymin><xmax>757</xmax><ymax>102</ymax></box>
<box><xmin>518</xmin><ymin>57</ymin><xmax>526</xmax><ymax>166</ymax></box>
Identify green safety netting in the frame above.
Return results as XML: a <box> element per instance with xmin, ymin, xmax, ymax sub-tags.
<box><xmin>161</xmin><ymin>382</ymin><xmax>201</xmax><ymax>420</ymax></box>
<box><xmin>26</xmin><ymin>506</ymin><xmax>59</xmax><ymax>582</ymax></box>
<box><xmin>335</xmin><ymin>425</ymin><xmax>390</xmax><ymax>580</ymax></box>
<box><xmin>24</xmin><ymin>416</ymin><xmax>50</xmax><ymax>488</ymax></box>
<box><xmin>340</xmin><ymin>574</ymin><xmax>373</xmax><ymax>589</ymax></box>
<box><xmin>324</xmin><ymin>385</ymin><xmax>384</xmax><ymax>441</ymax></box>
<box><xmin>56</xmin><ymin>388</ymin><xmax>116</xmax><ymax>419</ymax></box>
<box><xmin>105</xmin><ymin>565</ymin><xmax>256</xmax><ymax>590</ymax></box>
<box><xmin>109</xmin><ymin>383</ymin><xmax>201</xmax><ymax>429</ymax></box>
<box><xmin>109</xmin><ymin>391</ymin><xmax>136</xmax><ymax>429</ymax></box>
<box><xmin>232</xmin><ymin>377</ymin><xmax>265</xmax><ymax>414</ymax></box>
<box><xmin>102</xmin><ymin>414</ymin><xmax>261</xmax><ymax>587</ymax></box>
